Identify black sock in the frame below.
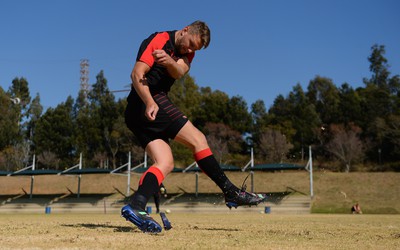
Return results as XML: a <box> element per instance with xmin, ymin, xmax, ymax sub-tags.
<box><xmin>195</xmin><ymin>149</ymin><xmax>239</xmax><ymax>195</ymax></box>
<box><xmin>130</xmin><ymin>172</ymin><xmax>160</xmax><ymax>210</ymax></box>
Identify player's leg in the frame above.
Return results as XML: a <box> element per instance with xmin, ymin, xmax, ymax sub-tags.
<box><xmin>129</xmin><ymin>139</ymin><xmax>173</xmax><ymax>210</ymax></box>
<box><xmin>174</xmin><ymin>121</ymin><xmax>266</xmax><ymax>208</ymax></box>
<box><xmin>121</xmin><ymin>139</ymin><xmax>174</xmax><ymax>233</ymax></box>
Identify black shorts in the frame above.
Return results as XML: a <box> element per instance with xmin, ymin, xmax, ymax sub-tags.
<box><xmin>125</xmin><ymin>90</ymin><xmax>188</xmax><ymax>148</ymax></box>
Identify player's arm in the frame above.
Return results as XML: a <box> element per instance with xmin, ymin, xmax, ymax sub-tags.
<box><xmin>152</xmin><ymin>49</ymin><xmax>190</xmax><ymax>79</ymax></box>
<box><xmin>131</xmin><ymin>61</ymin><xmax>158</xmax><ymax>121</ymax></box>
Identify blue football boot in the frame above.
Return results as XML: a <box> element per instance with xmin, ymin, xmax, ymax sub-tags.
<box><xmin>121</xmin><ymin>204</ymin><xmax>162</xmax><ymax>233</ymax></box>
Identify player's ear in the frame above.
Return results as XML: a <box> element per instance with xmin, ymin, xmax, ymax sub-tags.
<box><xmin>182</xmin><ymin>26</ymin><xmax>189</xmax><ymax>35</ymax></box>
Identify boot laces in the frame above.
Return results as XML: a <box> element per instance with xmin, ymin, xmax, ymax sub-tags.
<box><xmin>240</xmin><ymin>173</ymin><xmax>251</xmax><ymax>193</ymax></box>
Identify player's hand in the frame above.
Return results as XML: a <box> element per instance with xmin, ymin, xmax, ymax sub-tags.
<box><xmin>153</xmin><ymin>50</ymin><xmax>173</xmax><ymax>66</ymax></box>
<box><xmin>145</xmin><ymin>101</ymin><xmax>159</xmax><ymax>121</ymax></box>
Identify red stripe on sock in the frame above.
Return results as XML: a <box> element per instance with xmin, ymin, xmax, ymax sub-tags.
<box><xmin>139</xmin><ymin>166</ymin><xmax>165</xmax><ymax>186</ymax></box>
<box><xmin>194</xmin><ymin>148</ymin><xmax>213</xmax><ymax>162</ymax></box>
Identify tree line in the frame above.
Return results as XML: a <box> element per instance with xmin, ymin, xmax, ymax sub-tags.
<box><xmin>0</xmin><ymin>44</ymin><xmax>399</xmax><ymax>172</ymax></box>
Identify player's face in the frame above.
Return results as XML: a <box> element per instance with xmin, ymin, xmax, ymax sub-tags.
<box><xmin>176</xmin><ymin>28</ymin><xmax>203</xmax><ymax>55</ymax></box>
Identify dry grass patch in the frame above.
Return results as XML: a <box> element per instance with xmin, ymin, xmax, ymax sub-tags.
<box><xmin>0</xmin><ymin>213</ymin><xmax>399</xmax><ymax>249</ymax></box>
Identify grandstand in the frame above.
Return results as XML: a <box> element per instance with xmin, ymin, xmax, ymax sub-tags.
<box><xmin>0</xmin><ymin>148</ymin><xmax>313</xmax><ymax>214</ymax></box>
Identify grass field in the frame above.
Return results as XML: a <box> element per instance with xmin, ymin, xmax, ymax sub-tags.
<box><xmin>0</xmin><ymin>213</ymin><xmax>399</xmax><ymax>249</ymax></box>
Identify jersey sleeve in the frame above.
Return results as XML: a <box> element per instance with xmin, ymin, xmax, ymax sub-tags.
<box><xmin>137</xmin><ymin>32</ymin><xmax>170</xmax><ymax>67</ymax></box>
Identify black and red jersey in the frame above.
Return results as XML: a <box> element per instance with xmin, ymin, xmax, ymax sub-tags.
<box><xmin>136</xmin><ymin>30</ymin><xmax>195</xmax><ymax>93</ymax></box>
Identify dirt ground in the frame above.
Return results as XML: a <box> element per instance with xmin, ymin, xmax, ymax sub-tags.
<box><xmin>0</xmin><ymin>213</ymin><xmax>399</xmax><ymax>249</ymax></box>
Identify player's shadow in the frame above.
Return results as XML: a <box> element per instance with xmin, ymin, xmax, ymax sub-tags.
<box><xmin>192</xmin><ymin>226</ymin><xmax>242</xmax><ymax>232</ymax></box>
<box><xmin>204</xmin><ymin>228</ymin><xmax>242</xmax><ymax>232</ymax></box>
<box><xmin>62</xmin><ymin>223</ymin><xmax>137</xmax><ymax>233</ymax></box>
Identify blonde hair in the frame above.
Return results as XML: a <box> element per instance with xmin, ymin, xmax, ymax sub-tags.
<box><xmin>188</xmin><ymin>20</ymin><xmax>211</xmax><ymax>49</ymax></box>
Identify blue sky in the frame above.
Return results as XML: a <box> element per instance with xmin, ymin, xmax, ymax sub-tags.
<box><xmin>1</xmin><ymin>0</ymin><xmax>399</xmax><ymax>111</ymax></box>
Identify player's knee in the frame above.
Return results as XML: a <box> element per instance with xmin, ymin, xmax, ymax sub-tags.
<box><xmin>196</xmin><ymin>132</ymin><xmax>209</xmax><ymax>149</ymax></box>
<box><xmin>166</xmin><ymin>162</ymin><xmax>174</xmax><ymax>173</ymax></box>
<box><xmin>187</xmin><ymin>132</ymin><xmax>208</xmax><ymax>152</ymax></box>
<box><xmin>158</xmin><ymin>160</ymin><xmax>174</xmax><ymax>174</ymax></box>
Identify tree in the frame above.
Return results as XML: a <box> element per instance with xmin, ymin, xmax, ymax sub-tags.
<box><xmin>360</xmin><ymin>44</ymin><xmax>397</xmax><ymax>122</ymax></box>
<box><xmin>74</xmin><ymin>90</ymin><xmax>97</xmax><ymax>161</ymax></box>
<box><xmin>268</xmin><ymin>94</ymin><xmax>292</xmax><ymax>127</ymax></box>
<box><xmin>307</xmin><ymin>76</ymin><xmax>340</xmax><ymax>125</ymax></box>
<box><xmin>359</xmin><ymin>84</ymin><xmax>392</xmax><ymax>128</ymax></box>
<box><xmin>71</xmin><ymin>70</ymin><xmax>119</xmax><ymax>165</ymax></box>
<box><xmin>267</xmin><ymin>94</ymin><xmax>297</xmax><ymax>142</ymax></box>
<box><xmin>8</xmin><ymin>77</ymin><xmax>31</xmax><ymax>109</ymax></box>
<box><xmin>225</xmin><ymin>96</ymin><xmax>252</xmax><ymax>134</ymax></box>
<box><xmin>93</xmin><ymin>152</ymin><xmax>108</xmax><ymax>169</ymax></box>
<box><xmin>8</xmin><ymin>77</ymin><xmax>31</xmax><ymax>128</ymax></box>
<box><xmin>113</xmin><ymin>98</ymin><xmax>145</xmax><ymax>166</ymax></box>
<box><xmin>0</xmin><ymin>87</ymin><xmax>20</xmax><ymax>150</ymax></box>
<box><xmin>358</xmin><ymin>45</ymin><xmax>399</xmax><ymax>163</ymax></box>
<box><xmin>364</xmin><ymin>44</ymin><xmax>391</xmax><ymax>89</ymax></box>
<box><xmin>203</xmin><ymin>122</ymin><xmax>243</xmax><ymax>164</ymax></box>
<box><xmin>88</xmin><ymin>70</ymin><xmax>118</xmax><ymax>160</ymax></box>
<box><xmin>258</xmin><ymin>128</ymin><xmax>293</xmax><ymax>163</ymax></box>
<box><xmin>26</xmin><ymin>93</ymin><xmax>43</xmax><ymax>147</ymax></box>
<box><xmin>338</xmin><ymin>83</ymin><xmax>363</xmax><ymax>126</ymax></box>
<box><xmin>268</xmin><ymin>84</ymin><xmax>320</xmax><ymax>159</ymax></box>
<box><xmin>37</xmin><ymin>151</ymin><xmax>59</xmax><ymax>169</ymax></box>
<box><xmin>105</xmin><ymin>116</ymin><xmax>130</xmax><ymax>169</ymax></box>
<box><xmin>325</xmin><ymin>124</ymin><xmax>364</xmax><ymax>172</ymax></box>
<box><xmin>4</xmin><ymin>78</ymin><xmax>33</xmax><ymax>147</ymax></box>
<box><xmin>374</xmin><ymin>115</ymin><xmax>400</xmax><ymax>162</ymax></box>
<box><xmin>193</xmin><ymin>87</ymin><xmax>229</xmax><ymax>129</ymax></box>
<box><xmin>34</xmin><ymin>97</ymin><xmax>75</xmax><ymax>168</ymax></box>
<box><xmin>0</xmin><ymin>140</ymin><xmax>31</xmax><ymax>170</ymax></box>
<box><xmin>1</xmin><ymin>79</ymin><xmax>36</xmax><ymax>169</ymax></box>
<box><xmin>169</xmin><ymin>74</ymin><xmax>202</xmax><ymax>119</ymax></box>
<box><xmin>251</xmin><ymin>99</ymin><xmax>268</xmax><ymax>129</ymax></box>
